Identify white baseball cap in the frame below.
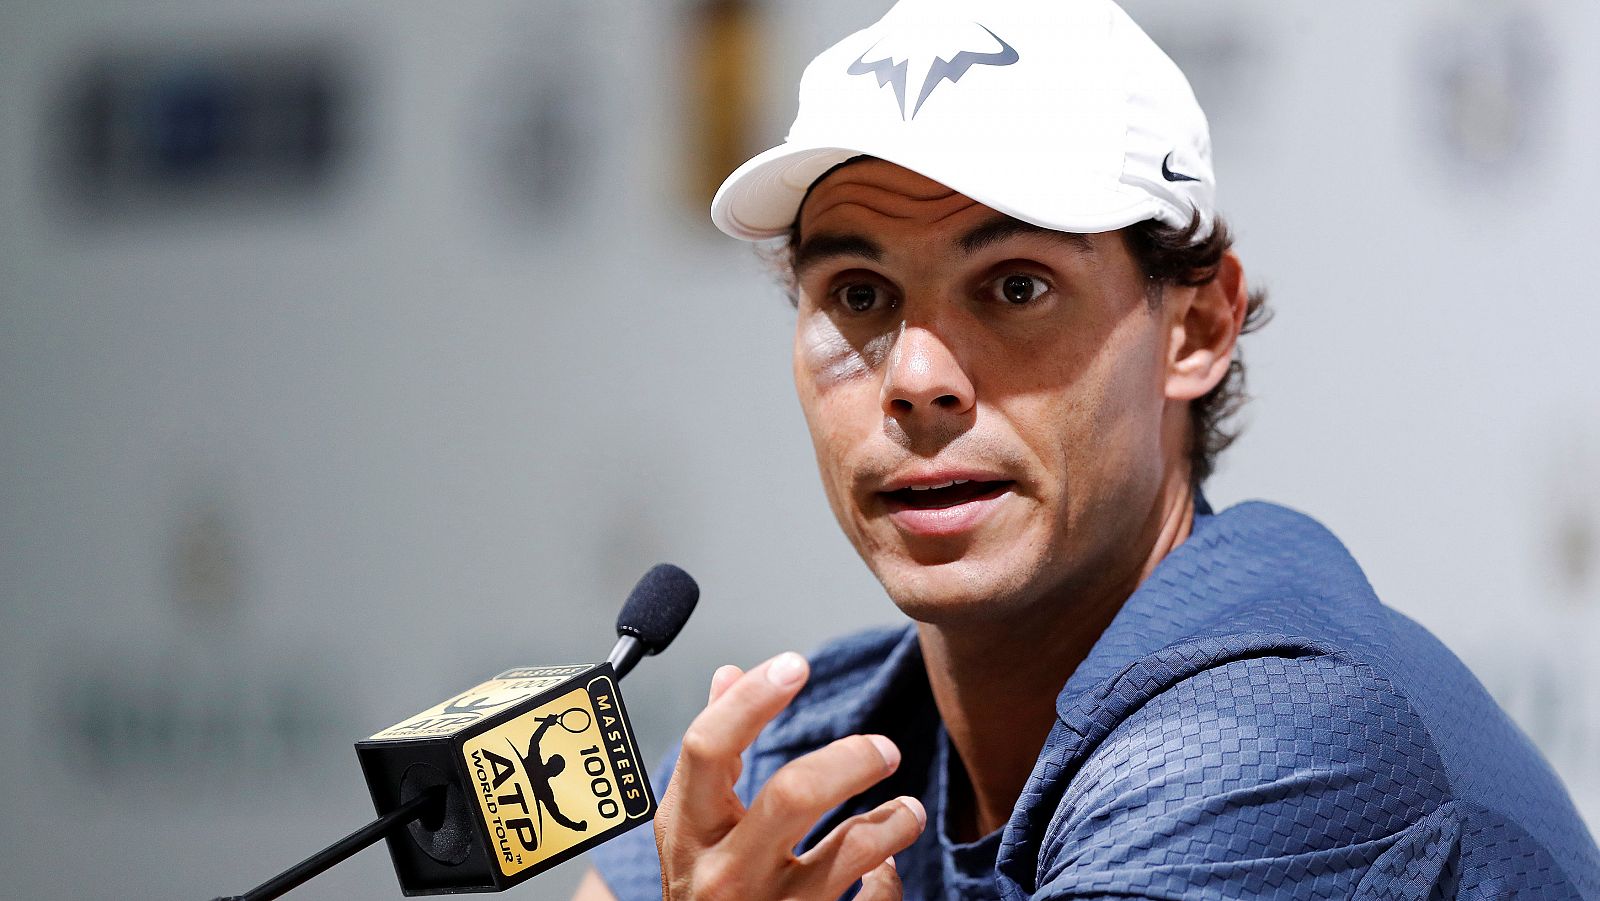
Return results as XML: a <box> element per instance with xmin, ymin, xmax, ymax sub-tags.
<box><xmin>710</xmin><ymin>0</ymin><xmax>1214</xmax><ymax>241</ymax></box>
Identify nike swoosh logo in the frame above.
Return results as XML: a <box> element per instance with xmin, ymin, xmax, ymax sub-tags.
<box><xmin>1161</xmin><ymin>152</ymin><xmax>1200</xmax><ymax>183</ymax></box>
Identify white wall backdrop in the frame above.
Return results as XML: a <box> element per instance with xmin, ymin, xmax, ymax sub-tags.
<box><xmin>1</xmin><ymin>1</ymin><xmax>1595</xmax><ymax>898</ymax></box>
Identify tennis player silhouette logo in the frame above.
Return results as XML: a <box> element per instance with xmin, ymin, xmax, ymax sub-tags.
<box><xmin>510</xmin><ymin>707</ymin><xmax>592</xmax><ymax>848</ymax></box>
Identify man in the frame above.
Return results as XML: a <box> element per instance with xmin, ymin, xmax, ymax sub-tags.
<box><xmin>577</xmin><ymin>0</ymin><xmax>1600</xmax><ymax>898</ymax></box>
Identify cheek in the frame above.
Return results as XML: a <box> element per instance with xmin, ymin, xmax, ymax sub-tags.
<box><xmin>1083</xmin><ymin>322</ymin><xmax>1165</xmax><ymax>424</ymax></box>
<box><xmin>796</xmin><ymin>315</ymin><xmax>892</xmax><ymax>389</ymax></box>
<box><xmin>794</xmin><ymin>317</ymin><xmax>895</xmax><ymax>531</ymax></box>
<box><xmin>794</xmin><ymin>320</ymin><xmax>865</xmax><ymax>474</ymax></box>
<box><xmin>1065</xmin><ymin>317</ymin><xmax>1173</xmax><ymax>490</ymax></box>
<box><xmin>1002</xmin><ymin>310</ymin><xmax>1169</xmax><ymax>491</ymax></box>
<box><xmin>794</xmin><ymin>316</ymin><xmax>893</xmax><ymax>447</ymax></box>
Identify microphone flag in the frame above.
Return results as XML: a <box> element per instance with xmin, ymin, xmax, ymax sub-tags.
<box><xmin>356</xmin><ymin>662</ymin><xmax>653</xmax><ymax>894</ymax></box>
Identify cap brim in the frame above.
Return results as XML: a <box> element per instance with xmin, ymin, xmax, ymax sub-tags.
<box><xmin>710</xmin><ymin>144</ymin><xmax>862</xmax><ymax>241</ymax></box>
<box><xmin>711</xmin><ymin>139</ymin><xmax>1165</xmax><ymax>242</ymax></box>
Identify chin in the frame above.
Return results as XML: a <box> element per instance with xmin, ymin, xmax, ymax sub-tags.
<box><xmin>868</xmin><ymin>551</ymin><xmax>1046</xmax><ymax>626</ymax></box>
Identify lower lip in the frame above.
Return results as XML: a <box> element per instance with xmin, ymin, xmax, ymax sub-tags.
<box><xmin>881</xmin><ymin>486</ymin><xmax>1013</xmax><ymax>538</ymax></box>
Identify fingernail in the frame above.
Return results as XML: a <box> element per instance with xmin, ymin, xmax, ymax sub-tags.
<box><xmin>885</xmin><ymin>855</ymin><xmax>896</xmax><ymax>871</ymax></box>
<box><xmin>708</xmin><ymin>665</ymin><xmax>737</xmax><ymax>702</ymax></box>
<box><xmin>900</xmin><ymin>796</ymin><xmax>927</xmax><ymax>829</ymax></box>
<box><xmin>767</xmin><ymin>652</ymin><xmax>807</xmax><ymax>687</ymax></box>
<box><xmin>867</xmin><ymin>734</ymin><xmax>900</xmax><ymax>771</ymax></box>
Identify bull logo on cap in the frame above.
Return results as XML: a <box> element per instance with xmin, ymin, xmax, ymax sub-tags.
<box><xmin>847</xmin><ymin>23</ymin><xmax>1019</xmax><ymax>120</ymax></box>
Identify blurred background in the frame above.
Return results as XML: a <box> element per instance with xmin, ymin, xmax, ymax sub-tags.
<box><xmin>2</xmin><ymin>0</ymin><xmax>1596</xmax><ymax>898</ymax></box>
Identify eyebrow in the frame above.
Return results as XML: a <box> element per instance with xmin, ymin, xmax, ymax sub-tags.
<box><xmin>791</xmin><ymin>214</ymin><xmax>1094</xmax><ymax>278</ymax></box>
<box><xmin>958</xmin><ymin>215</ymin><xmax>1096</xmax><ymax>256</ymax></box>
<box><xmin>792</xmin><ymin>232</ymin><xmax>884</xmax><ymax>278</ymax></box>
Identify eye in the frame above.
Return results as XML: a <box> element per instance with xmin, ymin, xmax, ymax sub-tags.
<box><xmin>993</xmin><ymin>273</ymin><xmax>1049</xmax><ymax>305</ymax></box>
<box><xmin>833</xmin><ymin>281</ymin><xmax>889</xmax><ymax>314</ymax></box>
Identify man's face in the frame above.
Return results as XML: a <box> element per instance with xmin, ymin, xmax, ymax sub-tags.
<box><xmin>791</xmin><ymin>159</ymin><xmax>1184</xmax><ymax>623</ymax></box>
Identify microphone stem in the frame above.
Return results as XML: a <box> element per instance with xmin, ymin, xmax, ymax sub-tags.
<box><xmin>607</xmin><ymin>635</ymin><xmax>646</xmax><ymax>680</ymax></box>
<box><xmin>215</xmin><ymin>786</ymin><xmax>443</xmax><ymax>901</ymax></box>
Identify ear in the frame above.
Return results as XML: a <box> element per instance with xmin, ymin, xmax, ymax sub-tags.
<box><xmin>1165</xmin><ymin>250</ymin><xmax>1248</xmax><ymax>402</ymax></box>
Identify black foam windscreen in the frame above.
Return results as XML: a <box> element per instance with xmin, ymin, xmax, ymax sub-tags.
<box><xmin>616</xmin><ymin>563</ymin><xmax>699</xmax><ymax>654</ymax></box>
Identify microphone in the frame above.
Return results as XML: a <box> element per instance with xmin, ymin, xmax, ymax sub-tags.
<box><xmin>213</xmin><ymin>564</ymin><xmax>699</xmax><ymax>900</ymax></box>
<box><xmin>607</xmin><ymin>563</ymin><xmax>699</xmax><ymax>679</ymax></box>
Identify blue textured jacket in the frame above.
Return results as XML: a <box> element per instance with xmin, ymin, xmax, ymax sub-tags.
<box><xmin>592</xmin><ymin>501</ymin><xmax>1600</xmax><ymax>899</ymax></box>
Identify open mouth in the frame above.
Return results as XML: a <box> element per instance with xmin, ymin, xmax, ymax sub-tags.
<box><xmin>880</xmin><ymin>479</ymin><xmax>1014</xmax><ymax>511</ymax></box>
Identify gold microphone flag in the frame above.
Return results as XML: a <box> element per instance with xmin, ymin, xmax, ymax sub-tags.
<box><xmin>357</xmin><ymin>663</ymin><xmax>653</xmax><ymax>894</ymax></box>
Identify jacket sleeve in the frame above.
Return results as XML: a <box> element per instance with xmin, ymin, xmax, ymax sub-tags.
<box><xmin>1030</xmin><ymin>653</ymin><xmax>1458</xmax><ymax>900</ymax></box>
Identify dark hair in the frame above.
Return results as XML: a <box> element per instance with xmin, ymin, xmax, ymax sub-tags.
<box><xmin>764</xmin><ymin>210</ymin><xmax>1270</xmax><ymax>487</ymax></box>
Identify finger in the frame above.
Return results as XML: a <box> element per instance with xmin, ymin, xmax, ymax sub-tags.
<box><xmin>797</xmin><ymin>796</ymin><xmax>925</xmax><ymax>899</ymax></box>
<box><xmin>732</xmin><ymin>733</ymin><xmax>901</xmax><ymax>855</ymax></box>
<box><xmin>656</xmin><ymin>668</ymin><xmax>745</xmax><ymax>856</ymax></box>
<box><xmin>672</xmin><ymin>652</ymin><xmax>810</xmax><ymax>834</ymax></box>
<box><xmin>708</xmin><ymin>664</ymin><xmax>743</xmax><ymax>704</ymax></box>
<box><xmin>855</xmin><ymin>857</ymin><xmax>902</xmax><ymax>901</ymax></box>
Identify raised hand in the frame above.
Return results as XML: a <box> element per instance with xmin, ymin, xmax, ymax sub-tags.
<box><xmin>653</xmin><ymin>653</ymin><xmax>926</xmax><ymax>901</ymax></box>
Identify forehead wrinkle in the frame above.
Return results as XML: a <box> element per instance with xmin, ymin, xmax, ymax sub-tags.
<box><xmin>805</xmin><ymin>198</ymin><xmax>924</xmax><ymax>223</ymax></box>
<box><xmin>802</xmin><ymin>179</ymin><xmax>966</xmax><ymax>227</ymax></box>
<box><xmin>926</xmin><ymin>196</ymin><xmax>985</xmax><ymax>225</ymax></box>
<box><xmin>799</xmin><ymin>189</ymin><xmax>983</xmax><ymax>253</ymax></box>
<box><xmin>808</xmin><ymin>172</ymin><xmax>960</xmax><ymax>203</ymax></box>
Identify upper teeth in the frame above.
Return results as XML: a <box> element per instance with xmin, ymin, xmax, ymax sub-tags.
<box><xmin>909</xmin><ymin>479</ymin><xmax>969</xmax><ymax>491</ymax></box>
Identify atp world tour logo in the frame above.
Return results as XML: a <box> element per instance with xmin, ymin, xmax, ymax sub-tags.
<box><xmin>460</xmin><ymin>680</ymin><xmax>652</xmax><ymax>877</ymax></box>
<box><xmin>846</xmin><ymin>22</ymin><xmax>1019</xmax><ymax>120</ymax></box>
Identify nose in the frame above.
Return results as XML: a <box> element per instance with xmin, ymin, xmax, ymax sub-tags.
<box><xmin>880</xmin><ymin>323</ymin><xmax>975</xmax><ymax>419</ymax></box>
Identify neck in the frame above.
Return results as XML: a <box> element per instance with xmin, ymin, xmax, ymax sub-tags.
<box><xmin>919</xmin><ymin>477</ymin><xmax>1197</xmax><ymax>841</ymax></box>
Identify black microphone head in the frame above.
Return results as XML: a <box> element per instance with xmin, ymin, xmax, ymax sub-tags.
<box><xmin>616</xmin><ymin>563</ymin><xmax>699</xmax><ymax>654</ymax></box>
